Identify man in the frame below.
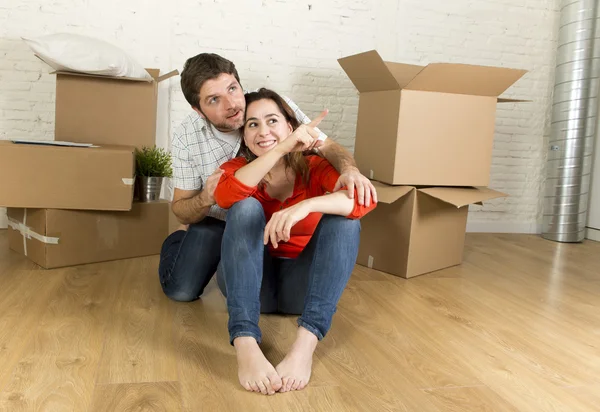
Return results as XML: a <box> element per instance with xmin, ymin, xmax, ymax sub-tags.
<box><xmin>158</xmin><ymin>52</ymin><xmax>377</xmax><ymax>303</ymax></box>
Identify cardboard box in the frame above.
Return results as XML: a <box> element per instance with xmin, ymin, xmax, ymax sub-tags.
<box><xmin>0</xmin><ymin>140</ymin><xmax>135</xmax><ymax>211</ymax></box>
<box><xmin>338</xmin><ymin>50</ymin><xmax>527</xmax><ymax>186</ymax></box>
<box><xmin>7</xmin><ymin>201</ymin><xmax>169</xmax><ymax>269</ymax></box>
<box><xmin>357</xmin><ymin>181</ymin><xmax>506</xmax><ymax>279</ymax></box>
<box><xmin>54</xmin><ymin>69</ymin><xmax>178</xmax><ymax>149</ymax></box>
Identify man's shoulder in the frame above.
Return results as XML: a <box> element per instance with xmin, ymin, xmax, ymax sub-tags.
<box><xmin>173</xmin><ymin>112</ymin><xmax>212</xmax><ymax>144</ymax></box>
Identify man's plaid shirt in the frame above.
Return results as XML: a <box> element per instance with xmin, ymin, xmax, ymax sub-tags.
<box><xmin>171</xmin><ymin>95</ymin><xmax>327</xmax><ymax>221</ymax></box>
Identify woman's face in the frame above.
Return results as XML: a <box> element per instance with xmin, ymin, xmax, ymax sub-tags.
<box><xmin>243</xmin><ymin>98</ymin><xmax>293</xmax><ymax>157</ymax></box>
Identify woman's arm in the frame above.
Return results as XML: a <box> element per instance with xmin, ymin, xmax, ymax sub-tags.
<box><xmin>263</xmin><ymin>190</ymin><xmax>375</xmax><ymax>248</ymax></box>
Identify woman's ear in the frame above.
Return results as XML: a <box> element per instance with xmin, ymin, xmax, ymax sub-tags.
<box><xmin>286</xmin><ymin>121</ymin><xmax>293</xmax><ymax>134</ymax></box>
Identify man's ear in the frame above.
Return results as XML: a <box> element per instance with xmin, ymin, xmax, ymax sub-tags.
<box><xmin>192</xmin><ymin>106</ymin><xmax>205</xmax><ymax>119</ymax></box>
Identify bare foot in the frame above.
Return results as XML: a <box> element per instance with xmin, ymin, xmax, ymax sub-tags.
<box><xmin>276</xmin><ymin>326</ymin><xmax>318</xmax><ymax>392</ymax></box>
<box><xmin>234</xmin><ymin>337</ymin><xmax>282</xmax><ymax>395</ymax></box>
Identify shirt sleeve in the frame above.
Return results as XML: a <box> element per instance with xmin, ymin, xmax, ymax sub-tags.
<box><xmin>213</xmin><ymin>157</ymin><xmax>257</xmax><ymax>209</ymax></box>
<box><xmin>171</xmin><ymin>128</ymin><xmax>203</xmax><ymax>191</ymax></box>
<box><xmin>307</xmin><ymin>156</ymin><xmax>376</xmax><ymax>219</ymax></box>
<box><xmin>281</xmin><ymin>95</ymin><xmax>328</xmax><ymax>141</ymax></box>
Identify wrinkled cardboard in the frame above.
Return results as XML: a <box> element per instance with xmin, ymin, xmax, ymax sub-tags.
<box><xmin>357</xmin><ymin>181</ymin><xmax>507</xmax><ymax>278</ymax></box>
<box><xmin>7</xmin><ymin>201</ymin><xmax>169</xmax><ymax>269</ymax></box>
<box><xmin>53</xmin><ymin>68</ymin><xmax>178</xmax><ymax>149</ymax></box>
<box><xmin>0</xmin><ymin>140</ymin><xmax>135</xmax><ymax>211</ymax></box>
<box><xmin>338</xmin><ymin>50</ymin><xmax>527</xmax><ymax>186</ymax></box>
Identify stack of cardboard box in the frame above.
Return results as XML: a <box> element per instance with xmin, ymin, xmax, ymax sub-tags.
<box><xmin>338</xmin><ymin>50</ymin><xmax>527</xmax><ymax>278</ymax></box>
<box><xmin>0</xmin><ymin>66</ymin><xmax>178</xmax><ymax>269</ymax></box>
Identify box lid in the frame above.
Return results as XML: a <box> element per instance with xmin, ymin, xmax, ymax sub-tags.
<box><xmin>52</xmin><ymin>67</ymin><xmax>179</xmax><ymax>83</ymax></box>
<box><xmin>371</xmin><ymin>182</ymin><xmax>414</xmax><ymax>204</ymax></box>
<box><xmin>338</xmin><ymin>50</ymin><xmax>527</xmax><ymax>97</ymax></box>
<box><xmin>418</xmin><ymin>187</ymin><xmax>507</xmax><ymax>207</ymax></box>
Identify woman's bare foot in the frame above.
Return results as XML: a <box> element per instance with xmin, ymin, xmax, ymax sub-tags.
<box><xmin>234</xmin><ymin>337</ymin><xmax>282</xmax><ymax>395</ymax></box>
<box><xmin>275</xmin><ymin>326</ymin><xmax>318</xmax><ymax>392</ymax></box>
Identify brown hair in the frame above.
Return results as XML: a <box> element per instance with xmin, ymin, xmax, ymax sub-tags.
<box><xmin>180</xmin><ymin>53</ymin><xmax>241</xmax><ymax>109</ymax></box>
<box><xmin>240</xmin><ymin>88</ymin><xmax>310</xmax><ymax>187</ymax></box>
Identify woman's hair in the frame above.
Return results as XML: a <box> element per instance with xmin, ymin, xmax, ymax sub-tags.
<box><xmin>240</xmin><ymin>88</ymin><xmax>310</xmax><ymax>186</ymax></box>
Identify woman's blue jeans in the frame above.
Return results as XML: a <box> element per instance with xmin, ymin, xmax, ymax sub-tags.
<box><xmin>218</xmin><ymin>198</ymin><xmax>360</xmax><ymax>345</ymax></box>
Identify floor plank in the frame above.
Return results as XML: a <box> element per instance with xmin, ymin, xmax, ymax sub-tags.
<box><xmin>96</xmin><ymin>257</ymin><xmax>178</xmax><ymax>384</ymax></box>
<box><xmin>89</xmin><ymin>382</ymin><xmax>181</xmax><ymax>412</ymax></box>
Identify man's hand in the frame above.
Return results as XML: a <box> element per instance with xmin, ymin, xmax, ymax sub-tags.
<box><xmin>333</xmin><ymin>167</ymin><xmax>378</xmax><ymax>207</ymax></box>
<box><xmin>200</xmin><ymin>168</ymin><xmax>225</xmax><ymax>205</ymax></box>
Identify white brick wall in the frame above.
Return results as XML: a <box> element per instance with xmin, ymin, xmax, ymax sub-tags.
<box><xmin>0</xmin><ymin>0</ymin><xmax>560</xmax><ymax>233</ymax></box>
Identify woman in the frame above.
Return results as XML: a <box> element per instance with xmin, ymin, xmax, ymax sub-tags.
<box><xmin>214</xmin><ymin>88</ymin><xmax>376</xmax><ymax>395</ymax></box>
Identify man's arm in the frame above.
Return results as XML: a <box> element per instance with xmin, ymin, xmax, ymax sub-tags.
<box><xmin>317</xmin><ymin>138</ymin><xmax>378</xmax><ymax>207</ymax></box>
<box><xmin>172</xmin><ymin>169</ymin><xmax>224</xmax><ymax>225</ymax></box>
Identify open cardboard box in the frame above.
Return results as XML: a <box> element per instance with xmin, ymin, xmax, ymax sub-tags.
<box><xmin>338</xmin><ymin>50</ymin><xmax>528</xmax><ymax>187</ymax></box>
<box><xmin>51</xmin><ymin>67</ymin><xmax>178</xmax><ymax>149</ymax></box>
<box><xmin>0</xmin><ymin>140</ymin><xmax>135</xmax><ymax>211</ymax></box>
<box><xmin>7</xmin><ymin>201</ymin><xmax>169</xmax><ymax>269</ymax></box>
<box><xmin>357</xmin><ymin>181</ymin><xmax>507</xmax><ymax>279</ymax></box>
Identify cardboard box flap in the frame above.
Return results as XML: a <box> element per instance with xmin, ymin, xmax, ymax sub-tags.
<box><xmin>52</xmin><ymin>68</ymin><xmax>178</xmax><ymax>83</ymax></box>
<box><xmin>405</xmin><ymin>63</ymin><xmax>527</xmax><ymax>97</ymax></box>
<box><xmin>338</xmin><ymin>50</ymin><xmax>403</xmax><ymax>92</ymax></box>
<box><xmin>371</xmin><ymin>181</ymin><xmax>414</xmax><ymax>204</ymax></box>
<box><xmin>384</xmin><ymin>62</ymin><xmax>426</xmax><ymax>89</ymax></box>
<box><xmin>418</xmin><ymin>187</ymin><xmax>507</xmax><ymax>207</ymax></box>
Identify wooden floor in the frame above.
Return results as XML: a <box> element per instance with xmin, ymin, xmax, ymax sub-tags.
<box><xmin>0</xmin><ymin>231</ymin><xmax>599</xmax><ymax>412</ymax></box>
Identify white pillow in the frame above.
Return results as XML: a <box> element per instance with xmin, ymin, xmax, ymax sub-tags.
<box><xmin>22</xmin><ymin>33</ymin><xmax>152</xmax><ymax>80</ymax></box>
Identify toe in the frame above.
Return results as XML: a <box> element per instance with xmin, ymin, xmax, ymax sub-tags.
<box><xmin>291</xmin><ymin>379</ymin><xmax>301</xmax><ymax>391</ymax></box>
<box><xmin>257</xmin><ymin>380</ymin><xmax>268</xmax><ymax>395</ymax></box>
<box><xmin>268</xmin><ymin>372</ymin><xmax>283</xmax><ymax>393</ymax></box>
<box><xmin>287</xmin><ymin>378</ymin><xmax>296</xmax><ymax>392</ymax></box>
<box><xmin>250</xmin><ymin>381</ymin><xmax>260</xmax><ymax>393</ymax></box>
<box><xmin>243</xmin><ymin>381</ymin><xmax>253</xmax><ymax>392</ymax></box>
<box><xmin>263</xmin><ymin>377</ymin><xmax>275</xmax><ymax>395</ymax></box>
<box><xmin>279</xmin><ymin>377</ymin><xmax>288</xmax><ymax>392</ymax></box>
<box><xmin>298</xmin><ymin>380</ymin><xmax>307</xmax><ymax>390</ymax></box>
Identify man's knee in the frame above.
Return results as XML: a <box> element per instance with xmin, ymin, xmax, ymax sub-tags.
<box><xmin>163</xmin><ymin>287</ymin><xmax>199</xmax><ymax>303</ymax></box>
<box><xmin>226</xmin><ymin>198</ymin><xmax>265</xmax><ymax>224</ymax></box>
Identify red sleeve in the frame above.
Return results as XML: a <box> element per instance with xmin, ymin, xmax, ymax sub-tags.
<box><xmin>214</xmin><ymin>157</ymin><xmax>257</xmax><ymax>209</ymax></box>
<box><xmin>307</xmin><ymin>156</ymin><xmax>377</xmax><ymax>219</ymax></box>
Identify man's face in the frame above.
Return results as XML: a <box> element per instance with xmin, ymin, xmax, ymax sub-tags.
<box><xmin>196</xmin><ymin>73</ymin><xmax>246</xmax><ymax>132</ymax></box>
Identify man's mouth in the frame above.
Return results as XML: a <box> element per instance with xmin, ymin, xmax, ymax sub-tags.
<box><xmin>257</xmin><ymin>139</ymin><xmax>276</xmax><ymax>148</ymax></box>
<box><xmin>227</xmin><ymin>110</ymin><xmax>242</xmax><ymax>119</ymax></box>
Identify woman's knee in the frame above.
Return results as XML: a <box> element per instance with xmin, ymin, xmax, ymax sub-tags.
<box><xmin>226</xmin><ymin>198</ymin><xmax>265</xmax><ymax>224</ymax></box>
<box><xmin>320</xmin><ymin>215</ymin><xmax>361</xmax><ymax>237</ymax></box>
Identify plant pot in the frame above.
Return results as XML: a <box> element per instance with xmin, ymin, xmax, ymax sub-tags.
<box><xmin>137</xmin><ymin>176</ymin><xmax>164</xmax><ymax>202</ymax></box>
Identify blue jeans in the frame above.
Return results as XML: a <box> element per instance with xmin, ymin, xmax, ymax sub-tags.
<box><xmin>219</xmin><ymin>198</ymin><xmax>360</xmax><ymax>345</ymax></box>
<box><xmin>159</xmin><ymin>217</ymin><xmax>225</xmax><ymax>302</ymax></box>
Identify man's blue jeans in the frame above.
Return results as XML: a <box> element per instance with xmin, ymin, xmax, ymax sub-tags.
<box><xmin>218</xmin><ymin>198</ymin><xmax>360</xmax><ymax>345</ymax></box>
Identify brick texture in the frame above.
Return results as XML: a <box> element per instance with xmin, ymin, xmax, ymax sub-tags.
<box><xmin>0</xmin><ymin>0</ymin><xmax>560</xmax><ymax>232</ymax></box>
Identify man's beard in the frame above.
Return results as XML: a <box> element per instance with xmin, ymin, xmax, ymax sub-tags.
<box><xmin>213</xmin><ymin>108</ymin><xmax>244</xmax><ymax>132</ymax></box>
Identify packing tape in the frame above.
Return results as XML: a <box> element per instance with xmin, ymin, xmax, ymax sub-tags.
<box><xmin>122</xmin><ymin>178</ymin><xmax>135</xmax><ymax>185</ymax></box>
<box><xmin>7</xmin><ymin>210</ymin><xmax>60</xmax><ymax>257</ymax></box>
<box><xmin>367</xmin><ymin>255</ymin><xmax>374</xmax><ymax>269</ymax></box>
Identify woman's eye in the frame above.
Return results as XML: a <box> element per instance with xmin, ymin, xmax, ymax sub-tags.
<box><xmin>247</xmin><ymin>122</ymin><xmax>257</xmax><ymax>128</ymax></box>
<box><xmin>268</xmin><ymin>119</ymin><xmax>277</xmax><ymax>124</ymax></box>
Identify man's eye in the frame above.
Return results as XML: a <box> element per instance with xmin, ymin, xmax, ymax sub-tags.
<box><xmin>230</xmin><ymin>86</ymin><xmax>237</xmax><ymax>92</ymax></box>
<box><xmin>209</xmin><ymin>97</ymin><xmax>217</xmax><ymax>104</ymax></box>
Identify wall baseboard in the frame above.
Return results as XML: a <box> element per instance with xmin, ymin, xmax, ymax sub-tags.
<box><xmin>586</xmin><ymin>227</ymin><xmax>600</xmax><ymax>242</ymax></box>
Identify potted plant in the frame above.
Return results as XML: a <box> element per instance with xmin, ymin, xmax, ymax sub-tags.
<box><xmin>134</xmin><ymin>146</ymin><xmax>173</xmax><ymax>202</ymax></box>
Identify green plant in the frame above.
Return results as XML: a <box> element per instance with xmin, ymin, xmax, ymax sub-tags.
<box><xmin>135</xmin><ymin>146</ymin><xmax>173</xmax><ymax>178</ymax></box>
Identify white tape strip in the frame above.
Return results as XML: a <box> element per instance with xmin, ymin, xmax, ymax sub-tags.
<box><xmin>367</xmin><ymin>255</ymin><xmax>374</xmax><ymax>269</ymax></box>
<box><xmin>369</xmin><ymin>170</ymin><xmax>374</xmax><ymax>179</ymax></box>
<box><xmin>7</xmin><ymin>213</ymin><xmax>60</xmax><ymax>258</ymax></box>
<box><xmin>122</xmin><ymin>178</ymin><xmax>135</xmax><ymax>185</ymax></box>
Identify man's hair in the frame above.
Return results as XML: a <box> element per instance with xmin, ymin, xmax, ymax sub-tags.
<box><xmin>241</xmin><ymin>88</ymin><xmax>310</xmax><ymax>187</ymax></box>
<box><xmin>180</xmin><ymin>53</ymin><xmax>241</xmax><ymax>109</ymax></box>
